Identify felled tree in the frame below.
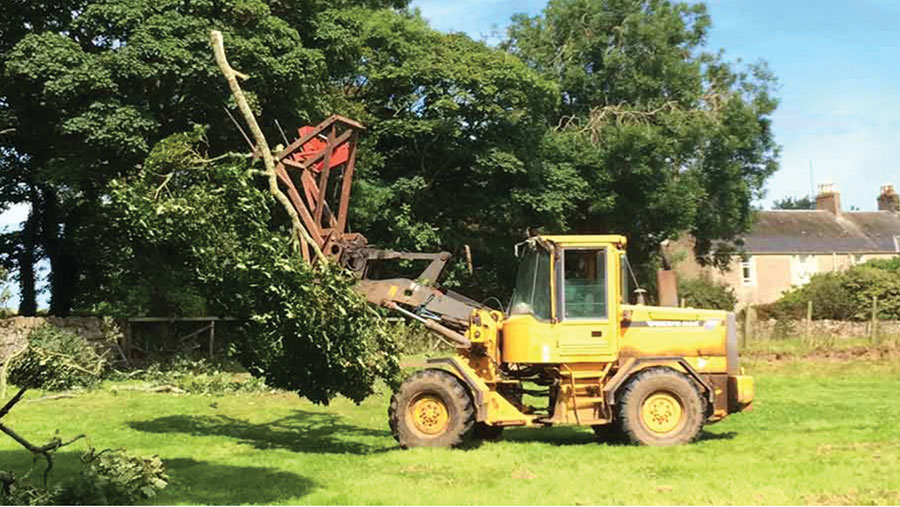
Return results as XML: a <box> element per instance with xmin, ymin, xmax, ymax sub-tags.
<box><xmin>102</xmin><ymin>125</ymin><xmax>399</xmax><ymax>404</ymax></box>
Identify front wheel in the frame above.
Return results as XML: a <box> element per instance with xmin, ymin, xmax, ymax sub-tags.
<box><xmin>616</xmin><ymin>368</ymin><xmax>705</xmax><ymax>446</ymax></box>
<box><xmin>389</xmin><ymin>369</ymin><xmax>475</xmax><ymax>448</ymax></box>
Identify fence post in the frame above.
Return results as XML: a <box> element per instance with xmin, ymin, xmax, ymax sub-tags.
<box><xmin>806</xmin><ymin>300</ymin><xmax>813</xmax><ymax>347</ymax></box>
<box><xmin>870</xmin><ymin>296</ymin><xmax>879</xmax><ymax>345</ymax></box>
<box><xmin>742</xmin><ymin>305</ymin><xmax>754</xmax><ymax>349</ymax></box>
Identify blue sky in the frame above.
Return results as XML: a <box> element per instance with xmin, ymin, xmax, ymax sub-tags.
<box><xmin>411</xmin><ymin>0</ymin><xmax>900</xmax><ymax>210</ymax></box>
<box><xmin>3</xmin><ymin>0</ymin><xmax>900</xmax><ymax>308</ymax></box>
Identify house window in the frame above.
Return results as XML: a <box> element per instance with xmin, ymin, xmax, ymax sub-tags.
<box><xmin>741</xmin><ymin>256</ymin><xmax>755</xmax><ymax>286</ymax></box>
<box><xmin>791</xmin><ymin>254</ymin><xmax>818</xmax><ymax>286</ymax></box>
<box><xmin>852</xmin><ymin>254</ymin><xmax>866</xmax><ymax>266</ymax></box>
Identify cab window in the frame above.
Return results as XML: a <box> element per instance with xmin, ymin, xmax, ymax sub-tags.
<box><xmin>508</xmin><ymin>243</ymin><xmax>551</xmax><ymax>320</ymax></box>
<box><xmin>562</xmin><ymin>249</ymin><xmax>607</xmax><ymax>319</ymax></box>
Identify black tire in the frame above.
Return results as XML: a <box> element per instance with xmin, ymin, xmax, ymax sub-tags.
<box><xmin>473</xmin><ymin>422</ymin><xmax>504</xmax><ymax>441</ymax></box>
<box><xmin>389</xmin><ymin>369</ymin><xmax>475</xmax><ymax>448</ymax></box>
<box><xmin>591</xmin><ymin>421</ymin><xmax>623</xmax><ymax>444</ymax></box>
<box><xmin>616</xmin><ymin>367</ymin><xmax>705</xmax><ymax>446</ymax></box>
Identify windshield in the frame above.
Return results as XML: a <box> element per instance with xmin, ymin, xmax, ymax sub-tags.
<box><xmin>508</xmin><ymin>242</ymin><xmax>551</xmax><ymax>320</ymax></box>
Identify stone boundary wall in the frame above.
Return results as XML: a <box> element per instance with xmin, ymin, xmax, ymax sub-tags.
<box><xmin>744</xmin><ymin>319</ymin><xmax>900</xmax><ymax>340</ymax></box>
<box><xmin>0</xmin><ymin>316</ymin><xmax>113</xmax><ymax>362</ymax></box>
<box><xmin>3</xmin><ymin>316</ymin><xmax>897</xmax><ymax>362</ymax></box>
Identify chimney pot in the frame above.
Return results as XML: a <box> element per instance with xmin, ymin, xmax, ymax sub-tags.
<box><xmin>878</xmin><ymin>183</ymin><xmax>899</xmax><ymax>213</ymax></box>
<box><xmin>816</xmin><ymin>182</ymin><xmax>841</xmax><ymax>214</ymax></box>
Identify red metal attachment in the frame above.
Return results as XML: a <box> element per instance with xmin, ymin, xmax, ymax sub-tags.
<box><xmin>274</xmin><ymin>114</ymin><xmax>368</xmax><ymax>270</ymax></box>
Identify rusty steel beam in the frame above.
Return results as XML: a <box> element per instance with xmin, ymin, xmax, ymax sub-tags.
<box><xmin>335</xmin><ymin>130</ymin><xmax>358</xmax><ymax>234</ymax></box>
<box><xmin>314</xmin><ymin>125</ymin><xmax>337</xmax><ymax>226</ymax></box>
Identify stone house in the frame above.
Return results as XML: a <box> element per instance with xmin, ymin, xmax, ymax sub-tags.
<box><xmin>669</xmin><ymin>184</ymin><xmax>900</xmax><ymax>308</ymax></box>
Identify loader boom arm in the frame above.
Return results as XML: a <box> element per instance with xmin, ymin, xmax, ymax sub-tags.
<box><xmin>274</xmin><ymin>115</ymin><xmax>480</xmax><ymax>335</ymax></box>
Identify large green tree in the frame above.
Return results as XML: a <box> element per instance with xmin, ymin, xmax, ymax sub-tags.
<box><xmin>504</xmin><ymin>0</ymin><xmax>780</xmax><ymax>270</ymax></box>
<box><xmin>1</xmin><ymin>0</ymin><xmax>780</xmax><ymax>317</ymax></box>
<box><xmin>341</xmin><ymin>10</ymin><xmax>558</xmax><ymax>298</ymax></box>
<box><xmin>0</xmin><ymin>0</ymin><xmax>399</xmax><ymax>315</ymax></box>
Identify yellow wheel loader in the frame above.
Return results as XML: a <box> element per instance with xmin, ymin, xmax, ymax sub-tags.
<box><xmin>267</xmin><ymin>116</ymin><xmax>754</xmax><ymax>448</ymax></box>
<box><xmin>382</xmin><ymin>235</ymin><xmax>753</xmax><ymax>447</ymax></box>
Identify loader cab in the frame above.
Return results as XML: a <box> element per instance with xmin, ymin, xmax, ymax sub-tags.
<box><xmin>503</xmin><ymin>235</ymin><xmax>627</xmax><ymax>364</ymax></box>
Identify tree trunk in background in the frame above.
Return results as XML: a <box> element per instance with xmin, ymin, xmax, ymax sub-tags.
<box><xmin>16</xmin><ymin>202</ymin><xmax>37</xmax><ymax>316</ymax></box>
<box><xmin>39</xmin><ymin>186</ymin><xmax>77</xmax><ymax>317</ymax></box>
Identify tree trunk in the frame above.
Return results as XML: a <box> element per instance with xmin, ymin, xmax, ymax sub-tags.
<box><xmin>39</xmin><ymin>186</ymin><xmax>78</xmax><ymax>316</ymax></box>
<box><xmin>16</xmin><ymin>190</ymin><xmax>38</xmax><ymax>316</ymax></box>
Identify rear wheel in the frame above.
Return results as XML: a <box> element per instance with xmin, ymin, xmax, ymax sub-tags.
<box><xmin>617</xmin><ymin>368</ymin><xmax>704</xmax><ymax>446</ymax></box>
<box><xmin>389</xmin><ymin>369</ymin><xmax>475</xmax><ymax>448</ymax></box>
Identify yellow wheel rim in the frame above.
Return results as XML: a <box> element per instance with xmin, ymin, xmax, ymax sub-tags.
<box><xmin>641</xmin><ymin>392</ymin><xmax>683</xmax><ymax>434</ymax></box>
<box><xmin>408</xmin><ymin>393</ymin><xmax>449</xmax><ymax>436</ymax></box>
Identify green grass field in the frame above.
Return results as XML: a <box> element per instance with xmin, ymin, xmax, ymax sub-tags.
<box><xmin>2</xmin><ymin>354</ymin><xmax>900</xmax><ymax>505</ymax></box>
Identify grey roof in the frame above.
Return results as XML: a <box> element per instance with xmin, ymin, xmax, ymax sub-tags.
<box><xmin>743</xmin><ymin>210</ymin><xmax>900</xmax><ymax>254</ymax></box>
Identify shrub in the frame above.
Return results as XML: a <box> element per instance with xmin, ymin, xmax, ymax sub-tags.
<box><xmin>2</xmin><ymin>449</ymin><xmax>168</xmax><ymax>506</ymax></box>
<box><xmin>772</xmin><ymin>272</ymin><xmax>855</xmax><ymax>320</ymax></box>
<box><xmin>763</xmin><ymin>257</ymin><xmax>900</xmax><ymax>321</ymax></box>
<box><xmin>677</xmin><ymin>275</ymin><xmax>737</xmax><ymax>311</ymax></box>
<box><xmin>58</xmin><ymin>450</ymin><xmax>168</xmax><ymax>505</ymax></box>
<box><xmin>7</xmin><ymin>326</ymin><xmax>108</xmax><ymax>390</ymax></box>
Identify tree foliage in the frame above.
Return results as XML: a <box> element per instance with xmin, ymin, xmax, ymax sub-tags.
<box><xmin>0</xmin><ymin>0</ymin><xmax>400</xmax><ymax>315</ymax></box>
<box><xmin>759</xmin><ymin>258</ymin><xmax>900</xmax><ymax>321</ymax></box>
<box><xmin>677</xmin><ymin>275</ymin><xmax>737</xmax><ymax>311</ymax></box>
<box><xmin>7</xmin><ymin>325</ymin><xmax>108</xmax><ymax>391</ymax></box>
<box><xmin>0</xmin><ymin>0</ymin><xmax>781</xmax><ymax>400</ymax></box>
<box><xmin>772</xmin><ymin>195</ymin><xmax>815</xmax><ymax>210</ymax></box>
<box><xmin>98</xmin><ymin>129</ymin><xmax>399</xmax><ymax>403</ymax></box>
<box><xmin>504</xmin><ymin>0</ymin><xmax>780</xmax><ymax>269</ymax></box>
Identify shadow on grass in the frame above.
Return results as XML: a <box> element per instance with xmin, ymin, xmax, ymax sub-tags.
<box><xmin>160</xmin><ymin>458</ymin><xmax>315</xmax><ymax>504</ymax></box>
<box><xmin>698</xmin><ymin>430</ymin><xmax>737</xmax><ymax>442</ymax></box>
<box><xmin>0</xmin><ymin>449</ymin><xmax>83</xmax><ymax>483</ymax></box>
<box><xmin>128</xmin><ymin>409</ymin><xmax>393</xmax><ymax>455</ymax></box>
<box><xmin>498</xmin><ymin>427</ymin><xmax>737</xmax><ymax>447</ymax></box>
<box><xmin>0</xmin><ymin>451</ymin><xmax>314</xmax><ymax>505</ymax></box>
<box><xmin>502</xmin><ymin>426</ymin><xmax>599</xmax><ymax>446</ymax></box>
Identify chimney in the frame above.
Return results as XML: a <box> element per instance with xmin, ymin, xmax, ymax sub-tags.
<box><xmin>878</xmin><ymin>184</ymin><xmax>899</xmax><ymax>213</ymax></box>
<box><xmin>815</xmin><ymin>182</ymin><xmax>841</xmax><ymax>214</ymax></box>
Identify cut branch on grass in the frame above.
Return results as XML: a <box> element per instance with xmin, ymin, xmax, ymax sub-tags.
<box><xmin>209</xmin><ymin>30</ymin><xmax>324</xmax><ymax>261</ymax></box>
<box><xmin>25</xmin><ymin>393</ymin><xmax>76</xmax><ymax>403</ymax></box>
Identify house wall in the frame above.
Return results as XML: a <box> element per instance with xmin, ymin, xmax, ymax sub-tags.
<box><xmin>664</xmin><ymin>238</ymin><xmax>897</xmax><ymax>308</ymax></box>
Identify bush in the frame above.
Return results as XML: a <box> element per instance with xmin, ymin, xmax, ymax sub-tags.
<box><xmin>677</xmin><ymin>275</ymin><xmax>737</xmax><ymax>311</ymax></box>
<box><xmin>7</xmin><ymin>326</ymin><xmax>108</xmax><ymax>390</ymax></box>
<box><xmin>1</xmin><ymin>449</ymin><xmax>168</xmax><ymax>506</ymax></box>
<box><xmin>58</xmin><ymin>450</ymin><xmax>168</xmax><ymax>505</ymax></box>
<box><xmin>763</xmin><ymin>257</ymin><xmax>900</xmax><ymax>321</ymax></box>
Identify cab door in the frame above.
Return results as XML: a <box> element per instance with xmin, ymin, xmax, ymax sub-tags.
<box><xmin>555</xmin><ymin>247</ymin><xmax>618</xmax><ymax>360</ymax></box>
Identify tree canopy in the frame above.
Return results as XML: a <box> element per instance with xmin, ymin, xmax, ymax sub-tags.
<box><xmin>505</xmin><ymin>0</ymin><xmax>779</xmax><ymax>269</ymax></box>
<box><xmin>0</xmin><ymin>0</ymin><xmax>781</xmax><ymax>400</ymax></box>
<box><xmin>772</xmin><ymin>195</ymin><xmax>815</xmax><ymax>210</ymax></box>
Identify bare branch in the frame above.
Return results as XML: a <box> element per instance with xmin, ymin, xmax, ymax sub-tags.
<box><xmin>0</xmin><ymin>386</ymin><xmax>86</xmax><ymax>485</ymax></box>
<box><xmin>0</xmin><ymin>386</ymin><xmax>27</xmax><ymax>420</ymax></box>
<box><xmin>209</xmin><ymin>30</ymin><xmax>324</xmax><ymax>261</ymax></box>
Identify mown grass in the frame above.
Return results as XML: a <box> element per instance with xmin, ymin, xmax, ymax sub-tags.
<box><xmin>2</xmin><ymin>355</ymin><xmax>900</xmax><ymax>505</ymax></box>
